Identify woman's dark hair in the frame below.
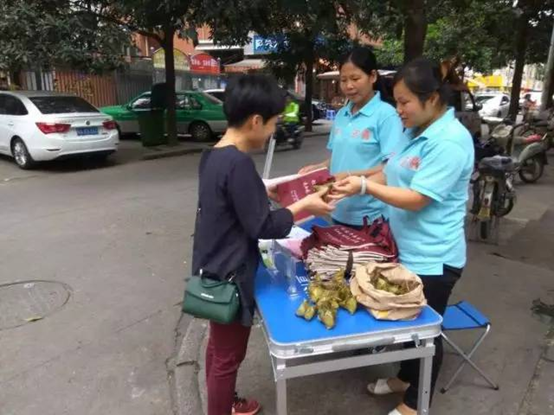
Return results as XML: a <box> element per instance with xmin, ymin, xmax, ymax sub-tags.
<box><xmin>339</xmin><ymin>46</ymin><xmax>391</xmax><ymax>103</ymax></box>
<box><xmin>224</xmin><ymin>74</ymin><xmax>286</xmax><ymax>128</ymax></box>
<box><xmin>393</xmin><ymin>57</ymin><xmax>451</xmax><ymax>106</ymax></box>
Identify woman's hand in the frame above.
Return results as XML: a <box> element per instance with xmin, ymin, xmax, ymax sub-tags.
<box><xmin>298</xmin><ymin>164</ymin><xmax>321</xmax><ymax>175</ymax></box>
<box><xmin>328</xmin><ymin>176</ymin><xmax>363</xmax><ymax>201</ymax></box>
<box><xmin>267</xmin><ymin>185</ymin><xmax>279</xmax><ymax>202</ymax></box>
<box><xmin>288</xmin><ymin>188</ymin><xmax>335</xmax><ymax>218</ymax></box>
<box><xmin>332</xmin><ymin>171</ymin><xmax>350</xmax><ymax>181</ymax></box>
<box><xmin>301</xmin><ymin>189</ymin><xmax>335</xmax><ymax>216</ymax></box>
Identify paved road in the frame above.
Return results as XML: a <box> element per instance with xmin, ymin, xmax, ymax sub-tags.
<box><xmin>0</xmin><ymin>129</ymin><xmax>552</xmax><ymax>415</ymax></box>
<box><xmin>0</xmin><ymin>133</ymin><xmax>331</xmax><ymax>415</ymax></box>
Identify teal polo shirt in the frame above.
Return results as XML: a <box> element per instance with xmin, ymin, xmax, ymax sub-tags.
<box><xmin>384</xmin><ymin>108</ymin><xmax>475</xmax><ymax>276</ymax></box>
<box><xmin>327</xmin><ymin>92</ymin><xmax>406</xmax><ymax>226</ymax></box>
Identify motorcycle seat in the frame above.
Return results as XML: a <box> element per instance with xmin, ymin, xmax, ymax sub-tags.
<box><xmin>478</xmin><ymin>156</ymin><xmax>518</xmax><ymax>173</ymax></box>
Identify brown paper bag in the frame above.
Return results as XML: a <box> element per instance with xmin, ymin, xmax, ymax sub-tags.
<box><xmin>351</xmin><ymin>262</ymin><xmax>427</xmax><ymax>321</ymax></box>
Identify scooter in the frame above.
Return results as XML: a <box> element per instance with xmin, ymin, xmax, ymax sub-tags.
<box><xmin>270</xmin><ymin>117</ymin><xmax>304</xmax><ymax>150</ymax></box>
<box><xmin>490</xmin><ymin>122</ymin><xmax>548</xmax><ymax>183</ymax></box>
<box><xmin>470</xmin><ymin>155</ymin><xmax>519</xmax><ymax>242</ymax></box>
<box><xmin>471</xmin><ymin>123</ymin><xmax>521</xmax><ymax>243</ymax></box>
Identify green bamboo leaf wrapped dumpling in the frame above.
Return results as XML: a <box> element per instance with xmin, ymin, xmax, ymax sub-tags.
<box><xmin>295</xmin><ymin>299</ymin><xmax>309</xmax><ymax>317</ymax></box>
<box><xmin>304</xmin><ymin>305</ymin><xmax>316</xmax><ymax>320</ymax></box>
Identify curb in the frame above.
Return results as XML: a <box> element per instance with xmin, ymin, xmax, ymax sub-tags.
<box><xmin>303</xmin><ymin>132</ymin><xmax>329</xmax><ymax>138</ymax></box>
<box><xmin>142</xmin><ymin>147</ymin><xmax>206</xmax><ymax>161</ymax></box>
<box><xmin>174</xmin><ymin>318</ymin><xmax>208</xmax><ymax>415</ymax></box>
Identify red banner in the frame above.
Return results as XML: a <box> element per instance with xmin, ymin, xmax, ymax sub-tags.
<box><xmin>190</xmin><ymin>53</ymin><xmax>220</xmax><ymax>74</ymax></box>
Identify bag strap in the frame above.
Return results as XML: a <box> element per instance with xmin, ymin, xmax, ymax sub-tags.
<box><xmin>344</xmin><ymin>251</ymin><xmax>354</xmax><ymax>279</ymax></box>
<box><xmin>199</xmin><ymin>268</ymin><xmax>237</xmax><ymax>285</ymax></box>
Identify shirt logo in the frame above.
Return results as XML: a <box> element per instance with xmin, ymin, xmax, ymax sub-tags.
<box><xmin>362</xmin><ymin>128</ymin><xmax>372</xmax><ymax>141</ymax></box>
<box><xmin>400</xmin><ymin>156</ymin><xmax>421</xmax><ymax>171</ymax></box>
<box><xmin>351</xmin><ymin>129</ymin><xmax>361</xmax><ymax>138</ymax></box>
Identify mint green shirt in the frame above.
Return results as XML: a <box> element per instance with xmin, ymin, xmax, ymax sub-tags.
<box><xmin>327</xmin><ymin>92</ymin><xmax>406</xmax><ymax>225</ymax></box>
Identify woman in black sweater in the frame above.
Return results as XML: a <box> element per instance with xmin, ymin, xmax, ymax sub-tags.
<box><xmin>192</xmin><ymin>74</ymin><xmax>333</xmax><ymax>415</ymax></box>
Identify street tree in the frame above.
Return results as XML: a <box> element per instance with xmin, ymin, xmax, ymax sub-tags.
<box><xmin>507</xmin><ymin>0</ymin><xmax>554</xmax><ymax>119</ymax></box>
<box><xmin>354</xmin><ymin>0</ymin><xmax>439</xmax><ymax>63</ymax></box>
<box><xmin>0</xmin><ymin>0</ymin><xmax>130</xmax><ymax>84</ymax></box>
<box><xmin>199</xmin><ymin>0</ymin><xmax>358</xmax><ymax>132</ymax></box>
<box><xmin>424</xmin><ymin>0</ymin><xmax>516</xmax><ymax>75</ymax></box>
<box><xmin>358</xmin><ymin>0</ymin><xmax>554</xmax><ymax>117</ymax></box>
<box><xmin>73</xmin><ymin>0</ymin><xmax>200</xmax><ymax>146</ymax></box>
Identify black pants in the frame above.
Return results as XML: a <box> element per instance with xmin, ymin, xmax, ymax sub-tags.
<box><xmin>398</xmin><ymin>265</ymin><xmax>463</xmax><ymax>410</ymax></box>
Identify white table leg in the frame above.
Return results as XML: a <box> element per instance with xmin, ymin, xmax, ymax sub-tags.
<box><xmin>275</xmin><ymin>358</ymin><xmax>288</xmax><ymax>415</ymax></box>
<box><xmin>417</xmin><ymin>339</ymin><xmax>434</xmax><ymax>415</ymax></box>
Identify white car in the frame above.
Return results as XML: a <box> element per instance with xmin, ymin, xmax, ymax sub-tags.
<box><xmin>203</xmin><ymin>88</ymin><xmax>225</xmax><ymax>101</ymax></box>
<box><xmin>477</xmin><ymin>93</ymin><xmax>511</xmax><ymax>120</ymax></box>
<box><xmin>0</xmin><ymin>91</ymin><xmax>119</xmax><ymax>169</ymax></box>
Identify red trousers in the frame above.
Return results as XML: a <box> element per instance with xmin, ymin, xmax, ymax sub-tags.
<box><xmin>206</xmin><ymin>320</ymin><xmax>251</xmax><ymax>415</ymax></box>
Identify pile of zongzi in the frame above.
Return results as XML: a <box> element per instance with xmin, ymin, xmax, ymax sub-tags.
<box><xmin>295</xmin><ymin>270</ymin><xmax>357</xmax><ymax>329</ymax></box>
<box><xmin>371</xmin><ymin>275</ymin><xmax>410</xmax><ymax>296</ymax></box>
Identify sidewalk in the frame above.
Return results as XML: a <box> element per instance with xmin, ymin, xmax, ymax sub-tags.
<box><xmin>115</xmin><ymin>140</ymin><xmax>210</xmax><ymax>164</ymax></box>
<box><xmin>175</xmin><ymin>214</ymin><xmax>554</xmax><ymax>413</ymax></box>
<box><xmin>176</xmin><ymin>250</ymin><xmax>554</xmax><ymax>415</ymax></box>
<box><xmin>115</xmin><ymin>120</ymin><xmax>331</xmax><ymax>165</ymax></box>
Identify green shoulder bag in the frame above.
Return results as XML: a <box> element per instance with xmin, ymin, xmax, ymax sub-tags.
<box><xmin>182</xmin><ymin>273</ymin><xmax>239</xmax><ymax>324</ymax></box>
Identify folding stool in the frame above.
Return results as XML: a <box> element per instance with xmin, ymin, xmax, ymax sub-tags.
<box><xmin>440</xmin><ymin>301</ymin><xmax>500</xmax><ymax>393</ymax></box>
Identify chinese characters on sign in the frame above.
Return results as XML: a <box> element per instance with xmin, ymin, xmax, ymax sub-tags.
<box><xmin>190</xmin><ymin>53</ymin><xmax>220</xmax><ymax>74</ymax></box>
<box><xmin>253</xmin><ymin>35</ymin><xmax>281</xmax><ymax>54</ymax></box>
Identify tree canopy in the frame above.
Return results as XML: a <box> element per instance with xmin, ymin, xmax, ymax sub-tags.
<box><xmin>0</xmin><ymin>0</ymin><xmax>131</xmax><ymax>74</ymax></box>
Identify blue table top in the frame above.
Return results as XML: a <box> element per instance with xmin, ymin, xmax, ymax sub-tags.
<box><xmin>255</xmin><ymin>266</ymin><xmax>441</xmax><ymax>345</ymax></box>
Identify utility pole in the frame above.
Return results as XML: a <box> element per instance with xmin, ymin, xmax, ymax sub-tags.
<box><xmin>540</xmin><ymin>19</ymin><xmax>554</xmax><ymax>111</ymax></box>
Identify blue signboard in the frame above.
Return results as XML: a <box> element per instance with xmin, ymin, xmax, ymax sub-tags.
<box><xmin>253</xmin><ymin>35</ymin><xmax>281</xmax><ymax>54</ymax></box>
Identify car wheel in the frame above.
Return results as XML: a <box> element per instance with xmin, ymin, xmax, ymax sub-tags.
<box><xmin>189</xmin><ymin>122</ymin><xmax>213</xmax><ymax>142</ymax></box>
<box><xmin>11</xmin><ymin>138</ymin><xmax>36</xmax><ymax>170</ymax></box>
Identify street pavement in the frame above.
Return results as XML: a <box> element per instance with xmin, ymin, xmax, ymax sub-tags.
<box><xmin>0</xmin><ymin>124</ymin><xmax>333</xmax><ymax>415</ymax></box>
<box><xmin>0</xmin><ymin>123</ymin><xmax>553</xmax><ymax>415</ymax></box>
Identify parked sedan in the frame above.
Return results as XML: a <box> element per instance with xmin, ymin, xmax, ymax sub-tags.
<box><xmin>101</xmin><ymin>91</ymin><xmax>227</xmax><ymax>141</ymax></box>
<box><xmin>0</xmin><ymin>91</ymin><xmax>119</xmax><ymax>169</ymax></box>
<box><xmin>477</xmin><ymin>93</ymin><xmax>511</xmax><ymax>120</ymax></box>
<box><xmin>204</xmin><ymin>88</ymin><xmax>325</xmax><ymax>121</ymax></box>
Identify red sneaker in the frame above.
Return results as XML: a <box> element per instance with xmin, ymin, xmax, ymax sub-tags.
<box><xmin>232</xmin><ymin>394</ymin><xmax>261</xmax><ymax>415</ymax></box>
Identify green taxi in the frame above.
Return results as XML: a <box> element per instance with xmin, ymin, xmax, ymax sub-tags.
<box><xmin>100</xmin><ymin>91</ymin><xmax>227</xmax><ymax>141</ymax></box>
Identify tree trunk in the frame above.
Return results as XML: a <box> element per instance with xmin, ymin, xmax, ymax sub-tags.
<box><xmin>508</xmin><ymin>12</ymin><xmax>530</xmax><ymax>121</ymax></box>
<box><xmin>10</xmin><ymin>70</ymin><xmax>23</xmax><ymax>88</ymax></box>
<box><xmin>404</xmin><ymin>0</ymin><xmax>427</xmax><ymax>63</ymax></box>
<box><xmin>304</xmin><ymin>55</ymin><xmax>314</xmax><ymax>133</ymax></box>
<box><xmin>163</xmin><ymin>28</ymin><xmax>178</xmax><ymax>146</ymax></box>
<box><xmin>547</xmin><ymin>65</ymin><xmax>554</xmax><ymax>109</ymax></box>
<box><xmin>541</xmin><ymin>20</ymin><xmax>554</xmax><ymax>111</ymax></box>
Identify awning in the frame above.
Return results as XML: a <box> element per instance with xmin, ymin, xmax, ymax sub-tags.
<box><xmin>224</xmin><ymin>59</ymin><xmax>266</xmax><ymax>73</ymax></box>
<box><xmin>467</xmin><ymin>78</ymin><xmax>487</xmax><ymax>89</ymax></box>
<box><xmin>317</xmin><ymin>69</ymin><xmax>396</xmax><ymax>80</ymax></box>
<box><xmin>317</xmin><ymin>70</ymin><xmax>339</xmax><ymax>80</ymax></box>
<box><xmin>196</xmin><ymin>40</ymin><xmax>243</xmax><ymax>51</ymax></box>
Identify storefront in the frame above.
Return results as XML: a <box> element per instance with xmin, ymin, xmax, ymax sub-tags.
<box><xmin>152</xmin><ymin>48</ymin><xmax>192</xmax><ymax>91</ymax></box>
<box><xmin>190</xmin><ymin>53</ymin><xmax>222</xmax><ymax>90</ymax></box>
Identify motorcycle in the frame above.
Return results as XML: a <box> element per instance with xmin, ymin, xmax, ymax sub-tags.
<box><xmin>490</xmin><ymin>122</ymin><xmax>548</xmax><ymax>183</ymax></box>
<box><xmin>471</xmin><ymin>124</ymin><xmax>520</xmax><ymax>242</ymax></box>
<box><xmin>267</xmin><ymin>116</ymin><xmax>304</xmax><ymax>151</ymax></box>
<box><xmin>470</xmin><ymin>155</ymin><xmax>519</xmax><ymax>241</ymax></box>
